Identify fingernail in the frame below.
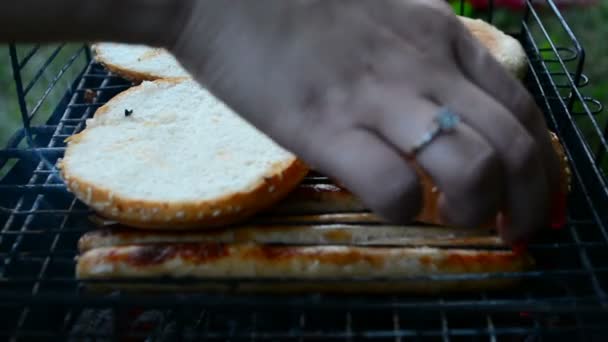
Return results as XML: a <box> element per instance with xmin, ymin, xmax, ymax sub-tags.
<box><xmin>550</xmin><ymin>191</ymin><xmax>567</xmax><ymax>230</ymax></box>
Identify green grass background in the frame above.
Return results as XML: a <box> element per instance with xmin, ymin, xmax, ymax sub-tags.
<box><xmin>0</xmin><ymin>3</ymin><xmax>606</xmax><ymax>148</ymax></box>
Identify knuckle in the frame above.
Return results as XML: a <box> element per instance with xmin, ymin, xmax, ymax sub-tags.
<box><xmin>441</xmin><ymin>194</ymin><xmax>491</xmax><ymax>228</ymax></box>
<box><xmin>297</xmin><ymin>83</ymin><xmax>327</xmax><ymax>115</ymax></box>
<box><xmin>405</xmin><ymin>0</ymin><xmax>455</xmax><ymax>31</ymax></box>
<box><xmin>508</xmin><ymin>133</ymin><xmax>538</xmax><ymax>177</ymax></box>
<box><xmin>440</xmin><ymin>147</ymin><xmax>502</xmax><ymax>228</ymax></box>
<box><xmin>371</xmin><ymin>168</ymin><xmax>421</xmax><ymax>221</ymax></box>
<box><xmin>375</xmin><ymin>163</ymin><xmax>415</xmax><ymax>198</ymax></box>
<box><xmin>459</xmin><ymin>146</ymin><xmax>501</xmax><ymax>195</ymax></box>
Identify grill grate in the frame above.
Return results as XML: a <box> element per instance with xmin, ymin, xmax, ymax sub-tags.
<box><xmin>2</xmin><ymin>0</ymin><xmax>608</xmax><ymax>340</ymax></box>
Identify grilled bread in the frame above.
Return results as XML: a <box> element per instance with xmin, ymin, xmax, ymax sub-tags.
<box><xmin>272</xmin><ymin>143</ymin><xmax>570</xmax><ymax>228</ymax></box>
<box><xmin>91</xmin><ymin>43</ymin><xmax>190</xmax><ymax>81</ymax></box>
<box><xmin>59</xmin><ymin>79</ymin><xmax>308</xmax><ymax>229</ymax></box>
<box><xmin>76</xmin><ymin>243</ymin><xmax>532</xmax><ymax>294</ymax></box>
<box><xmin>459</xmin><ymin>16</ymin><xmax>528</xmax><ymax>79</ymax></box>
<box><xmin>78</xmin><ymin>225</ymin><xmax>502</xmax><ymax>253</ymax></box>
<box><xmin>92</xmin><ymin>16</ymin><xmax>527</xmax><ymax>82</ymax></box>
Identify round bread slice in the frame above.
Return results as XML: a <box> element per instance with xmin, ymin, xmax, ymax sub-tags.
<box><xmin>59</xmin><ymin>79</ymin><xmax>309</xmax><ymax>229</ymax></box>
<box><xmin>92</xmin><ymin>16</ymin><xmax>526</xmax><ymax>82</ymax></box>
<box><xmin>458</xmin><ymin>16</ymin><xmax>528</xmax><ymax>79</ymax></box>
<box><xmin>91</xmin><ymin>43</ymin><xmax>190</xmax><ymax>81</ymax></box>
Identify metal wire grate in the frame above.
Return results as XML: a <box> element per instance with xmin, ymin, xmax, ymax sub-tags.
<box><xmin>1</xmin><ymin>0</ymin><xmax>608</xmax><ymax>340</ymax></box>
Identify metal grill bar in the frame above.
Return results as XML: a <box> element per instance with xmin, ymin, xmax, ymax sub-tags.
<box><xmin>2</xmin><ymin>0</ymin><xmax>608</xmax><ymax>340</ymax></box>
<box><xmin>3</xmin><ymin>267</ymin><xmax>608</xmax><ymax>283</ymax></box>
<box><xmin>524</xmin><ymin>4</ymin><xmax>608</xmax><ymax>187</ymax></box>
<box><xmin>27</xmin><ymin>46</ymin><xmax>87</xmax><ymax>119</ymax></box>
<box><xmin>522</xmin><ymin>23</ymin><xmax>608</xmax><ymax>243</ymax></box>
<box><xmin>22</xmin><ymin>44</ymin><xmax>65</xmax><ymax>97</ymax></box>
<box><xmin>18</xmin><ymin>44</ymin><xmax>41</xmax><ymax>69</ymax></box>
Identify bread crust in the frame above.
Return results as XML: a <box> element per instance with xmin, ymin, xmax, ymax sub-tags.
<box><xmin>84</xmin><ymin>28</ymin><xmax>568</xmax><ymax>229</ymax></box>
<box><xmin>61</xmin><ymin>159</ymin><xmax>308</xmax><ymax>229</ymax></box>
<box><xmin>273</xmin><ymin>134</ymin><xmax>570</xmax><ymax>227</ymax></box>
<box><xmin>76</xmin><ymin>243</ymin><xmax>533</xmax><ymax>294</ymax></box>
<box><xmin>78</xmin><ymin>225</ymin><xmax>501</xmax><ymax>253</ymax></box>
<box><xmin>65</xmin><ymin>132</ymin><xmax>568</xmax><ymax>229</ymax></box>
<box><xmin>458</xmin><ymin>16</ymin><xmax>528</xmax><ymax>79</ymax></box>
<box><xmin>59</xmin><ymin>80</ymin><xmax>309</xmax><ymax>229</ymax></box>
<box><xmin>417</xmin><ymin>132</ymin><xmax>571</xmax><ymax>226</ymax></box>
<box><xmin>91</xmin><ymin>44</ymin><xmax>187</xmax><ymax>83</ymax></box>
<box><xmin>424</xmin><ymin>133</ymin><xmax>566</xmax><ymax>226</ymax></box>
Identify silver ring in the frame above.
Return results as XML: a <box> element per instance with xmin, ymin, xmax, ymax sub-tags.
<box><xmin>406</xmin><ymin>107</ymin><xmax>460</xmax><ymax>157</ymax></box>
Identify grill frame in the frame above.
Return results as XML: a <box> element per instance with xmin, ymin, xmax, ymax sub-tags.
<box><xmin>2</xmin><ymin>0</ymin><xmax>608</xmax><ymax>340</ymax></box>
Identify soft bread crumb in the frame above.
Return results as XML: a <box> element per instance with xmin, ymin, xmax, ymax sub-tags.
<box><xmin>62</xmin><ymin>80</ymin><xmax>296</xmax><ymax>203</ymax></box>
<box><xmin>60</xmin><ymin>79</ymin><xmax>307</xmax><ymax>228</ymax></box>
<box><xmin>458</xmin><ymin>16</ymin><xmax>528</xmax><ymax>78</ymax></box>
<box><xmin>93</xmin><ymin>43</ymin><xmax>190</xmax><ymax>80</ymax></box>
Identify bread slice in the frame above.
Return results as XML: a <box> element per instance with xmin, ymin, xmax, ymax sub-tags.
<box><xmin>59</xmin><ymin>79</ymin><xmax>309</xmax><ymax>229</ymax></box>
<box><xmin>458</xmin><ymin>16</ymin><xmax>528</xmax><ymax>79</ymax></box>
<box><xmin>76</xmin><ymin>243</ymin><xmax>532</xmax><ymax>294</ymax></box>
<box><xmin>91</xmin><ymin>43</ymin><xmax>190</xmax><ymax>81</ymax></box>
<box><xmin>271</xmin><ymin>134</ymin><xmax>571</xmax><ymax>228</ymax></box>
<box><xmin>91</xmin><ymin>16</ymin><xmax>526</xmax><ymax>82</ymax></box>
<box><xmin>77</xmin><ymin>225</ymin><xmax>502</xmax><ymax>253</ymax></box>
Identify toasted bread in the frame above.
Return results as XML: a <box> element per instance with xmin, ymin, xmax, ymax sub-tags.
<box><xmin>59</xmin><ymin>79</ymin><xmax>308</xmax><ymax>229</ymax></box>
<box><xmin>91</xmin><ymin>43</ymin><xmax>190</xmax><ymax>81</ymax></box>
<box><xmin>76</xmin><ymin>243</ymin><xmax>532</xmax><ymax>294</ymax></box>
<box><xmin>77</xmin><ymin>225</ymin><xmax>502</xmax><ymax>253</ymax></box>
<box><xmin>459</xmin><ymin>16</ymin><xmax>528</xmax><ymax>79</ymax></box>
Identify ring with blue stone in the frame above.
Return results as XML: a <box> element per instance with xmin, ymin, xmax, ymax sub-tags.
<box><xmin>406</xmin><ymin>107</ymin><xmax>461</xmax><ymax>157</ymax></box>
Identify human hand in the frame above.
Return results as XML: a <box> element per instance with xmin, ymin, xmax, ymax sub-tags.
<box><xmin>170</xmin><ymin>0</ymin><xmax>561</xmax><ymax>244</ymax></box>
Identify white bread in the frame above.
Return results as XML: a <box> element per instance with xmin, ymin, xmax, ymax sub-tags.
<box><xmin>91</xmin><ymin>16</ymin><xmax>527</xmax><ymax>82</ymax></box>
<box><xmin>77</xmin><ymin>225</ymin><xmax>502</xmax><ymax>253</ymax></box>
<box><xmin>91</xmin><ymin>43</ymin><xmax>190</xmax><ymax>81</ymax></box>
<box><xmin>59</xmin><ymin>79</ymin><xmax>309</xmax><ymax>229</ymax></box>
<box><xmin>76</xmin><ymin>243</ymin><xmax>533</xmax><ymax>294</ymax></box>
<box><xmin>458</xmin><ymin>16</ymin><xmax>528</xmax><ymax>79</ymax></box>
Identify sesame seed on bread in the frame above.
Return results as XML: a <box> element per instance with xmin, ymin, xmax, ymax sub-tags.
<box><xmin>59</xmin><ymin>79</ymin><xmax>308</xmax><ymax>229</ymax></box>
<box><xmin>91</xmin><ymin>43</ymin><xmax>190</xmax><ymax>82</ymax></box>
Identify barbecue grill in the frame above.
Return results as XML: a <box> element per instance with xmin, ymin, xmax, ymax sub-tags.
<box><xmin>2</xmin><ymin>0</ymin><xmax>607</xmax><ymax>340</ymax></box>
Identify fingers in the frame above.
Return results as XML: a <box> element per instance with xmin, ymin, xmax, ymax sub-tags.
<box><xmin>363</xmin><ymin>89</ymin><xmax>504</xmax><ymax>228</ymax></box>
<box><xmin>305</xmin><ymin>127</ymin><xmax>422</xmax><ymax>223</ymax></box>
<box><xmin>363</xmin><ymin>0</ymin><xmax>457</xmax><ymax>59</ymax></box>
<box><xmin>433</xmin><ymin>79</ymin><xmax>549</xmax><ymax>243</ymax></box>
<box><xmin>452</xmin><ymin>22</ymin><xmax>561</xmax><ymax>198</ymax></box>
